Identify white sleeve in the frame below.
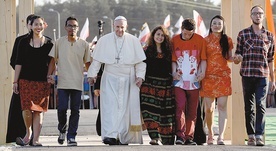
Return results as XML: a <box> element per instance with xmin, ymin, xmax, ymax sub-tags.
<box><xmin>135</xmin><ymin>61</ymin><xmax>146</xmax><ymax>80</ymax></box>
<box><xmin>87</xmin><ymin>59</ymin><xmax>102</xmax><ymax>78</ymax></box>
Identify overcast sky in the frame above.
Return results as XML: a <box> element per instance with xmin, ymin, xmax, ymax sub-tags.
<box><xmin>33</xmin><ymin>0</ymin><xmax>222</xmax><ymax>6</ymax></box>
<box><xmin>17</xmin><ymin>0</ymin><xmax>275</xmax><ymax>7</ymax></box>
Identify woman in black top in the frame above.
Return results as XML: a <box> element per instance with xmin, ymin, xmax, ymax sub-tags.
<box><xmin>13</xmin><ymin>15</ymin><xmax>53</xmax><ymax>146</ymax></box>
<box><xmin>140</xmin><ymin>25</ymin><xmax>175</xmax><ymax>145</ymax></box>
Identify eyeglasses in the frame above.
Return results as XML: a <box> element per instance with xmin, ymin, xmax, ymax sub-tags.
<box><xmin>67</xmin><ymin>25</ymin><xmax>79</xmax><ymax>29</ymax></box>
<box><xmin>251</xmin><ymin>12</ymin><xmax>264</xmax><ymax>16</ymax></box>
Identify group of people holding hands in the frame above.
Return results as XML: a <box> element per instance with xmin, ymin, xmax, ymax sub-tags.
<box><xmin>6</xmin><ymin>4</ymin><xmax>274</xmax><ymax>147</ymax></box>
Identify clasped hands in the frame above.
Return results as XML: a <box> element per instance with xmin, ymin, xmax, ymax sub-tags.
<box><xmin>136</xmin><ymin>77</ymin><xmax>143</xmax><ymax>88</ymax></box>
<box><xmin>233</xmin><ymin>54</ymin><xmax>243</xmax><ymax>64</ymax></box>
<box><xmin>47</xmin><ymin>75</ymin><xmax>55</xmax><ymax>84</ymax></box>
<box><xmin>88</xmin><ymin>77</ymin><xmax>97</xmax><ymax>85</ymax></box>
<box><xmin>173</xmin><ymin>70</ymin><xmax>205</xmax><ymax>81</ymax></box>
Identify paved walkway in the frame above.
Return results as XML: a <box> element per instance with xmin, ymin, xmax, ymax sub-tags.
<box><xmin>1</xmin><ymin>109</ymin><xmax>276</xmax><ymax>151</ymax></box>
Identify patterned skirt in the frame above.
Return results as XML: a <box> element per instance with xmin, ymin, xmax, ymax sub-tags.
<box><xmin>140</xmin><ymin>76</ymin><xmax>175</xmax><ymax>145</ymax></box>
<box><xmin>19</xmin><ymin>79</ymin><xmax>51</xmax><ymax>112</ymax></box>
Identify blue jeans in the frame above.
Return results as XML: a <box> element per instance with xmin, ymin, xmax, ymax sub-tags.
<box><xmin>242</xmin><ymin>77</ymin><xmax>268</xmax><ymax>137</ymax></box>
<box><xmin>57</xmin><ymin>89</ymin><xmax>81</xmax><ymax>139</ymax></box>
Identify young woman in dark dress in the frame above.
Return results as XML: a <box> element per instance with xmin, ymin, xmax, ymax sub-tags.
<box><xmin>140</xmin><ymin>25</ymin><xmax>175</xmax><ymax>145</ymax></box>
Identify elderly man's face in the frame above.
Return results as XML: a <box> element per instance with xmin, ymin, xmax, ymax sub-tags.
<box><xmin>114</xmin><ymin>19</ymin><xmax>127</xmax><ymax>37</ymax></box>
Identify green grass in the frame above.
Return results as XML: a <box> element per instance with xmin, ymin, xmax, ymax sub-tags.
<box><xmin>265</xmin><ymin>115</ymin><xmax>276</xmax><ymax>145</ymax></box>
<box><xmin>212</xmin><ymin>114</ymin><xmax>276</xmax><ymax>145</ymax></box>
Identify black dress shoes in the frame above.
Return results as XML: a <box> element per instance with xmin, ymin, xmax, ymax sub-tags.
<box><xmin>118</xmin><ymin>141</ymin><xmax>128</xmax><ymax>145</ymax></box>
<box><xmin>103</xmin><ymin>137</ymin><xmax>118</xmax><ymax>145</ymax></box>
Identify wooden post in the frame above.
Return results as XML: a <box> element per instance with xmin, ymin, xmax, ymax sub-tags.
<box><xmin>230</xmin><ymin>0</ymin><xmax>251</xmax><ymax>145</ymax></box>
<box><xmin>0</xmin><ymin>0</ymin><xmax>34</xmax><ymax>145</ymax></box>
<box><xmin>230</xmin><ymin>0</ymin><xmax>266</xmax><ymax>145</ymax></box>
<box><xmin>0</xmin><ymin>0</ymin><xmax>16</xmax><ymax>145</ymax></box>
<box><xmin>18</xmin><ymin>0</ymin><xmax>34</xmax><ymax>35</ymax></box>
<box><xmin>221</xmin><ymin>0</ymin><xmax>232</xmax><ymax>141</ymax></box>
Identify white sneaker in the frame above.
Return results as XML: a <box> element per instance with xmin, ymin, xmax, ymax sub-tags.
<box><xmin>175</xmin><ymin>136</ymin><xmax>185</xmax><ymax>145</ymax></box>
<box><xmin>67</xmin><ymin>138</ymin><xmax>77</xmax><ymax>146</ymax></box>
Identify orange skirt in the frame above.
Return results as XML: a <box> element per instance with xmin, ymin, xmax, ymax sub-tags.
<box><xmin>19</xmin><ymin>79</ymin><xmax>51</xmax><ymax>112</ymax></box>
<box><xmin>200</xmin><ymin>74</ymin><xmax>232</xmax><ymax>98</ymax></box>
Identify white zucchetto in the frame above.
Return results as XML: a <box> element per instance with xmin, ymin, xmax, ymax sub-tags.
<box><xmin>114</xmin><ymin>16</ymin><xmax>127</xmax><ymax>22</ymax></box>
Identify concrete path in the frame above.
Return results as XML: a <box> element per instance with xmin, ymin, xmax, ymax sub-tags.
<box><xmin>1</xmin><ymin>109</ymin><xmax>276</xmax><ymax>151</ymax></box>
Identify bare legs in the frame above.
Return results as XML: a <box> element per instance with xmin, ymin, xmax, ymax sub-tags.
<box><xmin>32</xmin><ymin>111</ymin><xmax>43</xmax><ymax>145</ymax></box>
<box><xmin>204</xmin><ymin>96</ymin><xmax>228</xmax><ymax>144</ymax></box>
<box><xmin>93</xmin><ymin>95</ymin><xmax>98</xmax><ymax>109</ymax></box>
<box><xmin>22</xmin><ymin>110</ymin><xmax>33</xmax><ymax>143</ymax></box>
<box><xmin>217</xmin><ymin>97</ymin><xmax>227</xmax><ymax>140</ymax></box>
<box><xmin>22</xmin><ymin>110</ymin><xmax>43</xmax><ymax>145</ymax></box>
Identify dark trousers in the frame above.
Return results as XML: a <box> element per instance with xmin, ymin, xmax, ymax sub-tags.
<box><xmin>96</xmin><ymin>96</ymin><xmax>101</xmax><ymax>136</ymax></box>
<box><xmin>193</xmin><ymin>98</ymin><xmax>206</xmax><ymax>145</ymax></box>
<box><xmin>6</xmin><ymin>93</ymin><xmax>25</xmax><ymax>143</ymax></box>
<box><xmin>57</xmin><ymin>89</ymin><xmax>81</xmax><ymax>139</ymax></box>
<box><xmin>242</xmin><ymin>77</ymin><xmax>268</xmax><ymax>136</ymax></box>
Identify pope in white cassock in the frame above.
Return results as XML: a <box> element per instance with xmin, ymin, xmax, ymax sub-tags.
<box><xmin>87</xmin><ymin>16</ymin><xmax>146</xmax><ymax>145</ymax></box>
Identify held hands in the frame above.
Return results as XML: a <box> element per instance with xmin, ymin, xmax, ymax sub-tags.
<box><xmin>173</xmin><ymin>69</ymin><xmax>205</xmax><ymax>81</ymax></box>
<box><xmin>173</xmin><ymin>70</ymin><xmax>182</xmax><ymax>80</ymax></box>
<box><xmin>233</xmin><ymin>54</ymin><xmax>243</xmax><ymax>64</ymax></box>
<box><xmin>88</xmin><ymin>77</ymin><xmax>97</xmax><ymax>85</ymax></box>
<box><xmin>94</xmin><ymin>89</ymin><xmax>100</xmax><ymax>96</ymax></box>
<box><xmin>136</xmin><ymin>77</ymin><xmax>143</xmax><ymax>88</ymax></box>
<box><xmin>197</xmin><ymin>72</ymin><xmax>205</xmax><ymax>82</ymax></box>
<box><xmin>47</xmin><ymin>75</ymin><xmax>55</xmax><ymax>84</ymax></box>
<box><xmin>197</xmin><ymin>72</ymin><xmax>205</xmax><ymax>81</ymax></box>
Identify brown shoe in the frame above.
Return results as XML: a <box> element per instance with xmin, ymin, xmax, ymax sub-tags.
<box><xmin>247</xmin><ymin>137</ymin><xmax>256</xmax><ymax>146</ymax></box>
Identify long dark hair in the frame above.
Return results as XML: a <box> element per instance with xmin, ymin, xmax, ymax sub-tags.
<box><xmin>209</xmin><ymin>15</ymin><xmax>230</xmax><ymax>59</ymax></box>
<box><xmin>146</xmin><ymin>25</ymin><xmax>172</xmax><ymax>61</ymax></box>
<box><xmin>27</xmin><ymin>15</ymin><xmax>45</xmax><ymax>42</ymax></box>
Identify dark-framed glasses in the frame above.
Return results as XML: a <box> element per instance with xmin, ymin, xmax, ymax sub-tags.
<box><xmin>67</xmin><ymin>25</ymin><xmax>79</xmax><ymax>29</ymax></box>
<box><xmin>251</xmin><ymin>12</ymin><xmax>264</xmax><ymax>16</ymax></box>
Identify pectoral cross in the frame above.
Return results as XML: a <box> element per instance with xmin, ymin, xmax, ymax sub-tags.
<box><xmin>115</xmin><ymin>56</ymin><xmax>120</xmax><ymax>63</ymax></box>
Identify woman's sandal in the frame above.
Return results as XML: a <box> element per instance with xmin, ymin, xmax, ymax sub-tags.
<box><xmin>217</xmin><ymin>138</ymin><xmax>225</xmax><ymax>145</ymax></box>
<box><xmin>32</xmin><ymin>142</ymin><xmax>43</xmax><ymax>147</ymax></box>
<box><xmin>15</xmin><ymin>137</ymin><xmax>30</xmax><ymax>146</ymax></box>
<box><xmin>207</xmin><ymin>136</ymin><xmax>214</xmax><ymax>145</ymax></box>
<box><xmin>149</xmin><ymin>139</ymin><xmax>159</xmax><ymax>145</ymax></box>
